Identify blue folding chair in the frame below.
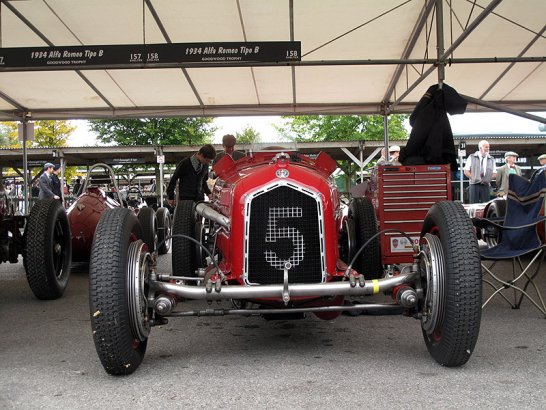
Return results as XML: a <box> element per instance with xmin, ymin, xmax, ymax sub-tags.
<box><xmin>473</xmin><ymin>172</ymin><xmax>546</xmax><ymax>317</ymax></box>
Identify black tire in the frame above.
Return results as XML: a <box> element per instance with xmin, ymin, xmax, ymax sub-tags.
<box><xmin>484</xmin><ymin>199</ymin><xmax>506</xmax><ymax>247</ymax></box>
<box><xmin>420</xmin><ymin>201</ymin><xmax>482</xmax><ymax>367</ymax></box>
<box><xmin>138</xmin><ymin>207</ymin><xmax>157</xmax><ymax>253</ymax></box>
<box><xmin>172</xmin><ymin>200</ymin><xmax>197</xmax><ymax>277</ymax></box>
<box><xmin>193</xmin><ymin>217</ymin><xmax>207</xmax><ymax>269</ymax></box>
<box><xmin>24</xmin><ymin>199</ymin><xmax>72</xmax><ymax>300</ymax></box>
<box><xmin>348</xmin><ymin>197</ymin><xmax>382</xmax><ymax>279</ymax></box>
<box><xmin>89</xmin><ymin>208</ymin><xmax>145</xmax><ymax>375</ymax></box>
<box><xmin>156</xmin><ymin>207</ymin><xmax>171</xmax><ymax>255</ymax></box>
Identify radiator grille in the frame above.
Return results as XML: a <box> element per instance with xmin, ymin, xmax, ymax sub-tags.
<box><xmin>247</xmin><ymin>185</ymin><xmax>322</xmax><ymax>284</ymax></box>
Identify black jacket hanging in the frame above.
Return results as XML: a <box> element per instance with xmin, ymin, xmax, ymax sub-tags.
<box><xmin>399</xmin><ymin>83</ymin><xmax>467</xmax><ymax>171</ymax></box>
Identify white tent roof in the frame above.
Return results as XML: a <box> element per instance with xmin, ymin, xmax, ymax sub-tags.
<box><xmin>0</xmin><ymin>0</ymin><xmax>544</xmax><ymax>121</ymax></box>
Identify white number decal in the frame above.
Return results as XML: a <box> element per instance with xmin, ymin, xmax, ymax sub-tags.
<box><xmin>264</xmin><ymin>207</ymin><xmax>304</xmax><ymax>270</ymax></box>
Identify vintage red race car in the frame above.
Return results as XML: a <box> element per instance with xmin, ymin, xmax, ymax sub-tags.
<box><xmin>68</xmin><ymin>163</ymin><xmax>171</xmax><ymax>261</ymax></box>
<box><xmin>89</xmin><ymin>147</ymin><xmax>482</xmax><ymax>375</ymax></box>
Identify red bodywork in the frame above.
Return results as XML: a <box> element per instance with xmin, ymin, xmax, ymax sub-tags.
<box><xmin>365</xmin><ymin>164</ymin><xmax>452</xmax><ymax>264</ymax></box>
<box><xmin>67</xmin><ymin>187</ymin><xmax>121</xmax><ymax>261</ymax></box>
<box><xmin>210</xmin><ymin>151</ymin><xmax>348</xmax><ymax>314</ymax></box>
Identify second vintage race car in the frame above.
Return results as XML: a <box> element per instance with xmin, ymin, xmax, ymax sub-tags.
<box><xmin>68</xmin><ymin>163</ymin><xmax>171</xmax><ymax>261</ymax></box>
<box><xmin>88</xmin><ymin>146</ymin><xmax>482</xmax><ymax>375</ymax></box>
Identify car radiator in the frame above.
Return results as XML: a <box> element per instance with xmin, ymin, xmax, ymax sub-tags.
<box><xmin>245</xmin><ymin>184</ymin><xmax>324</xmax><ymax>285</ymax></box>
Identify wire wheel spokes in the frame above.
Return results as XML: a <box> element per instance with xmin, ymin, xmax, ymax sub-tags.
<box><xmin>127</xmin><ymin>240</ymin><xmax>152</xmax><ymax>342</ymax></box>
<box><xmin>419</xmin><ymin>233</ymin><xmax>446</xmax><ymax>336</ymax></box>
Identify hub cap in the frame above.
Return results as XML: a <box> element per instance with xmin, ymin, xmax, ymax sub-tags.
<box><xmin>419</xmin><ymin>233</ymin><xmax>446</xmax><ymax>335</ymax></box>
<box><xmin>127</xmin><ymin>240</ymin><xmax>152</xmax><ymax>341</ymax></box>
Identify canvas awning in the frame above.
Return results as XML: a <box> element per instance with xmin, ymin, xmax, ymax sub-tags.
<box><xmin>0</xmin><ymin>0</ymin><xmax>544</xmax><ymax>123</ymax></box>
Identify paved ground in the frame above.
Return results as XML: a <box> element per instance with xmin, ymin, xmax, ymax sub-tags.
<box><xmin>1</xmin><ymin>255</ymin><xmax>545</xmax><ymax>410</ymax></box>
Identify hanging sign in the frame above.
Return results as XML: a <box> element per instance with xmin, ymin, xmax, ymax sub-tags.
<box><xmin>105</xmin><ymin>158</ymin><xmax>144</xmax><ymax>165</ymax></box>
<box><xmin>0</xmin><ymin>42</ymin><xmax>301</xmax><ymax>71</ymax></box>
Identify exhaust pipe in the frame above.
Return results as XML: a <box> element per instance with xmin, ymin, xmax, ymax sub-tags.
<box><xmin>195</xmin><ymin>202</ymin><xmax>230</xmax><ymax>230</ymax></box>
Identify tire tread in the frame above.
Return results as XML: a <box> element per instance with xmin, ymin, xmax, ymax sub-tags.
<box><xmin>421</xmin><ymin>201</ymin><xmax>482</xmax><ymax>367</ymax></box>
<box><xmin>89</xmin><ymin>208</ymin><xmax>145</xmax><ymax>375</ymax></box>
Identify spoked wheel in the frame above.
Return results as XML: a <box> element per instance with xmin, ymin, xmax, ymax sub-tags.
<box><xmin>127</xmin><ymin>241</ymin><xmax>153</xmax><ymax>347</ymax></box>
<box><xmin>24</xmin><ymin>199</ymin><xmax>72</xmax><ymax>300</ymax></box>
<box><xmin>138</xmin><ymin>207</ymin><xmax>157</xmax><ymax>253</ymax></box>
<box><xmin>419</xmin><ymin>234</ymin><xmax>446</xmax><ymax>337</ymax></box>
<box><xmin>89</xmin><ymin>208</ymin><xmax>150</xmax><ymax>376</ymax></box>
<box><xmin>156</xmin><ymin>207</ymin><xmax>171</xmax><ymax>255</ymax></box>
<box><xmin>172</xmin><ymin>200</ymin><xmax>198</xmax><ymax>278</ymax></box>
<box><xmin>484</xmin><ymin>199</ymin><xmax>506</xmax><ymax>248</ymax></box>
<box><xmin>348</xmin><ymin>197</ymin><xmax>382</xmax><ymax>279</ymax></box>
<box><xmin>419</xmin><ymin>201</ymin><xmax>482</xmax><ymax>367</ymax></box>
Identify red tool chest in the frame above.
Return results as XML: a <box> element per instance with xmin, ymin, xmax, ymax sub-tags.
<box><xmin>367</xmin><ymin>164</ymin><xmax>452</xmax><ymax>264</ymax></box>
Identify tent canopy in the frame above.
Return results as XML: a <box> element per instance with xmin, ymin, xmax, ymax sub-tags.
<box><xmin>0</xmin><ymin>0</ymin><xmax>544</xmax><ymax>121</ymax></box>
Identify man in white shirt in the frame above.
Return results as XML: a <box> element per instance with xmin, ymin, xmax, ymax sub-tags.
<box><xmin>464</xmin><ymin>140</ymin><xmax>497</xmax><ymax>204</ymax></box>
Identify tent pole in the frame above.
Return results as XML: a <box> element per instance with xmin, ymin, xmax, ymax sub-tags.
<box><xmin>435</xmin><ymin>0</ymin><xmax>445</xmax><ymax>89</ymax></box>
<box><xmin>358</xmin><ymin>140</ymin><xmax>364</xmax><ymax>183</ymax></box>
<box><xmin>382</xmin><ymin>104</ymin><xmax>389</xmax><ymax>161</ymax></box>
<box><xmin>461</xmin><ymin>94</ymin><xmax>546</xmax><ymax>125</ymax></box>
<box><xmin>22</xmin><ymin>114</ymin><xmax>29</xmax><ymax>214</ymax></box>
<box><xmin>392</xmin><ymin>0</ymin><xmax>502</xmax><ymax>110</ymax></box>
<box><xmin>157</xmin><ymin>146</ymin><xmax>164</xmax><ymax>208</ymax></box>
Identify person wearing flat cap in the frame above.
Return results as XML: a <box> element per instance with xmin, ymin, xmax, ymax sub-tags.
<box><xmin>214</xmin><ymin>134</ymin><xmax>245</xmax><ymax>163</ymax></box>
<box><xmin>38</xmin><ymin>162</ymin><xmax>60</xmax><ymax>200</ymax></box>
<box><xmin>377</xmin><ymin>145</ymin><xmax>401</xmax><ymax>166</ymax></box>
<box><xmin>495</xmin><ymin>151</ymin><xmax>521</xmax><ymax>198</ymax></box>
<box><xmin>530</xmin><ymin>154</ymin><xmax>546</xmax><ymax>181</ymax></box>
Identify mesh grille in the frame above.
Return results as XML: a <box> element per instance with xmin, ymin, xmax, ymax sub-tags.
<box><xmin>247</xmin><ymin>185</ymin><xmax>322</xmax><ymax>284</ymax></box>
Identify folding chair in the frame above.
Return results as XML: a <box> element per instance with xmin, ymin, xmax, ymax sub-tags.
<box><xmin>473</xmin><ymin>172</ymin><xmax>546</xmax><ymax>318</ymax></box>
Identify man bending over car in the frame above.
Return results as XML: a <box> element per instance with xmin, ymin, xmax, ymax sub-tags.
<box><xmin>167</xmin><ymin>144</ymin><xmax>216</xmax><ymax>205</ymax></box>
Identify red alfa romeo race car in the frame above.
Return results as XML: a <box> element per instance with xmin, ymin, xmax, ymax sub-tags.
<box><xmin>89</xmin><ymin>146</ymin><xmax>482</xmax><ymax>375</ymax></box>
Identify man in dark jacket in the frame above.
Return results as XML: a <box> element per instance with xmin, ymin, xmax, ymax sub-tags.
<box><xmin>38</xmin><ymin>162</ymin><xmax>59</xmax><ymax>200</ymax></box>
<box><xmin>72</xmin><ymin>178</ymin><xmax>82</xmax><ymax>197</ymax></box>
<box><xmin>167</xmin><ymin>144</ymin><xmax>216</xmax><ymax>204</ymax></box>
<box><xmin>214</xmin><ymin>134</ymin><xmax>245</xmax><ymax>163</ymax></box>
<box><xmin>51</xmin><ymin>164</ymin><xmax>63</xmax><ymax>201</ymax></box>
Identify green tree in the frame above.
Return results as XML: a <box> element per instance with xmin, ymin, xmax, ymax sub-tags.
<box><xmin>33</xmin><ymin>120</ymin><xmax>74</xmax><ymax>147</ymax></box>
<box><xmin>235</xmin><ymin>125</ymin><xmax>261</xmax><ymax>144</ymax></box>
<box><xmin>0</xmin><ymin>120</ymin><xmax>74</xmax><ymax>148</ymax></box>
<box><xmin>88</xmin><ymin>118</ymin><xmax>216</xmax><ymax>146</ymax></box>
<box><xmin>0</xmin><ymin>122</ymin><xmax>18</xmax><ymax>147</ymax></box>
<box><xmin>275</xmin><ymin>114</ymin><xmax>408</xmax><ymax>142</ymax></box>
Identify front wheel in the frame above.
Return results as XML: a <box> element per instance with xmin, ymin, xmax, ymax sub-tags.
<box><xmin>89</xmin><ymin>208</ymin><xmax>149</xmax><ymax>376</ymax></box>
<box><xmin>24</xmin><ymin>199</ymin><xmax>72</xmax><ymax>300</ymax></box>
<box><xmin>419</xmin><ymin>201</ymin><xmax>482</xmax><ymax>367</ymax></box>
